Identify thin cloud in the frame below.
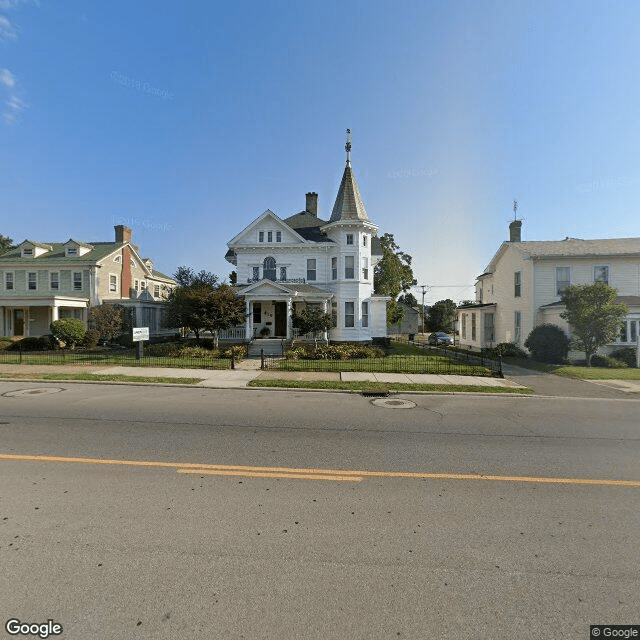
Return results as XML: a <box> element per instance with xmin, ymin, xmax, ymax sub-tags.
<box><xmin>0</xmin><ymin>14</ymin><xmax>17</xmax><ymax>39</ymax></box>
<box><xmin>0</xmin><ymin>68</ymin><xmax>15</xmax><ymax>88</ymax></box>
<box><xmin>2</xmin><ymin>90</ymin><xmax>26</xmax><ymax>123</ymax></box>
<box><xmin>0</xmin><ymin>0</ymin><xmax>38</xmax><ymax>9</ymax></box>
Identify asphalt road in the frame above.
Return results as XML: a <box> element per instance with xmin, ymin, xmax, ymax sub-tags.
<box><xmin>1</xmin><ymin>382</ymin><xmax>639</xmax><ymax>639</ymax></box>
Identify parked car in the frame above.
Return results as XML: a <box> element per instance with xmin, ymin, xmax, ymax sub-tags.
<box><xmin>428</xmin><ymin>331</ymin><xmax>454</xmax><ymax>346</ymax></box>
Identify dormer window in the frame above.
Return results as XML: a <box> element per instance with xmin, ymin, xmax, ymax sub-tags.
<box><xmin>66</xmin><ymin>247</ymin><xmax>78</xmax><ymax>256</ymax></box>
<box><xmin>22</xmin><ymin>248</ymin><xmax>34</xmax><ymax>257</ymax></box>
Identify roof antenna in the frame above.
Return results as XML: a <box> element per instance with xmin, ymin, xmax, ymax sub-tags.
<box><xmin>345</xmin><ymin>129</ymin><xmax>352</xmax><ymax>166</ymax></box>
<box><xmin>513</xmin><ymin>199</ymin><xmax>518</xmax><ymax>220</ymax></box>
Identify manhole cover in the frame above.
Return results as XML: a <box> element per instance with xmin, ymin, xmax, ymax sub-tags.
<box><xmin>3</xmin><ymin>388</ymin><xmax>65</xmax><ymax>398</ymax></box>
<box><xmin>370</xmin><ymin>398</ymin><xmax>416</xmax><ymax>409</ymax></box>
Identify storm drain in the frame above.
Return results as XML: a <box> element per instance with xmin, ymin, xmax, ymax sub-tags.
<box><xmin>370</xmin><ymin>398</ymin><xmax>416</xmax><ymax>409</ymax></box>
<box><xmin>3</xmin><ymin>388</ymin><xmax>65</xmax><ymax>398</ymax></box>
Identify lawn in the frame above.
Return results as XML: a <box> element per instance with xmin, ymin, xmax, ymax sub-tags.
<box><xmin>555</xmin><ymin>366</ymin><xmax>640</xmax><ymax>380</ymax></box>
<box><xmin>249</xmin><ymin>379</ymin><xmax>533</xmax><ymax>393</ymax></box>
<box><xmin>0</xmin><ymin>372</ymin><xmax>203</xmax><ymax>383</ymax></box>
<box><xmin>272</xmin><ymin>355</ymin><xmax>491</xmax><ymax>376</ymax></box>
<box><xmin>0</xmin><ymin>352</ymin><xmax>232</xmax><ymax>369</ymax></box>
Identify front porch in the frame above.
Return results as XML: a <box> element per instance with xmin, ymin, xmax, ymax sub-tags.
<box><xmin>1</xmin><ymin>297</ymin><xmax>89</xmax><ymax>338</ymax></box>
<box><xmin>237</xmin><ymin>279</ymin><xmax>334</xmax><ymax>342</ymax></box>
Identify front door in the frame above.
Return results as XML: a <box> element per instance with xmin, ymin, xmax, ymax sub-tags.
<box><xmin>13</xmin><ymin>309</ymin><xmax>25</xmax><ymax>336</ymax></box>
<box><xmin>274</xmin><ymin>302</ymin><xmax>287</xmax><ymax>337</ymax></box>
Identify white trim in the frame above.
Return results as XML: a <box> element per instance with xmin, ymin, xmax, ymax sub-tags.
<box><xmin>109</xmin><ymin>272</ymin><xmax>118</xmax><ymax>293</ymax></box>
<box><xmin>27</xmin><ymin>270</ymin><xmax>38</xmax><ymax>291</ymax></box>
<box><xmin>4</xmin><ymin>271</ymin><xmax>14</xmax><ymax>291</ymax></box>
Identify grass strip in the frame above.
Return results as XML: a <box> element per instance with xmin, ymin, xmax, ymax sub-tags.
<box><xmin>0</xmin><ymin>372</ymin><xmax>203</xmax><ymax>384</ymax></box>
<box><xmin>0</xmin><ymin>355</ymin><xmax>231</xmax><ymax>369</ymax></box>
<box><xmin>555</xmin><ymin>366</ymin><xmax>640</xmax><ymax>380</ymax></box>
<box><xmin>248</xmin><ymin>379</ymin><xmax>533</xmax><ymax>394</ymax></box>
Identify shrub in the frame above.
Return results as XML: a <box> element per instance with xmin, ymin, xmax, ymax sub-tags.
<box><xmin>82</xmin><ymin>328</ymin><xmax>101</xmax><ymax>348</ymax></box>
<box><xmin>524</xmin><ymin>324</ymin><xmax>570</xmax><ymax>363</ymax></box>
<box><xmin>285</xmin><ymin>343</ymin><xmax>384</xmax><ymax>360</ymax></box>
<box><xmin>610</xmin><ymin>347</ymin><xmax>638</xmax><ymax>368</ymax></box>
<box><xmin>50</xmin><ymin>318</ymin><xmax>87</xmax><ymax>349</ymax></box>
<box><xmin>7</xmin><ymin>336</ymin><xmax>51</xmax><ymax>351</ymax></box>
<box><xmin>220</xmin><ymin>344</ymin><xmax>248</xmax><ymax>359</ymax></box>
<box><xmin>88</xmin><ymin>304</ymin><xmax>124</xmax><ymax>343</ymax></box>
<box><xmin>483</xmin><ymin>342</ymin><xmax>528</xmax><ymax>359</ymax></box>
<box><xmin>590</xmin><ymin>354</ymin><xmax>628</xmax><ymax>368</ymax></box>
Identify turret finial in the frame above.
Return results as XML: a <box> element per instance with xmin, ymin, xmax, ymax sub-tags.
<box><xmin>345</xmin><ymin>129</ymin><xmax>352</xmax><ymax>166</ymax></box>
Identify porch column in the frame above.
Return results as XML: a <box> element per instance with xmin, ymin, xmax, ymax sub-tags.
<box><xmin>51</xmin><ymin>305</ymin><xmax>59</xmax><ymax>323</ymax></box>
<box><xmin>286</xmin><ymin>297</ymin><xmax>292</xmax><ymax>339</ymax></box>
<box><xmin>245</xmin><ymin>300</ymin><xmax>252</xmax><ymax>340</ymax></box>
<box><xmin>322</xmin><ymin>299</ymin><xmax>329</xmax><ymax>342</ymax></box>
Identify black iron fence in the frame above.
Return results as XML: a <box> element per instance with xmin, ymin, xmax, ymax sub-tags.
<box><xmin>0</xmin><ymin>348</ymin><xmax>234</xmax><ymax>370</ymax></box>
<box><xmin>261</xmin><ymin>345</ymin><xmax>502</xmax><ymax>376</ymax></box>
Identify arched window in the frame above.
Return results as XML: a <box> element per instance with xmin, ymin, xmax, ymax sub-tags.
<box><xmin>263</xmin><ymin>257</ymin><xmax>276</xmax><ymax>281</ymax></box>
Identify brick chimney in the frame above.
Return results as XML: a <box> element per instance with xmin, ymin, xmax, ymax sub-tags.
<box><xmin>114</xmin><ymin>225</ymin><xmax>132</xmax><ymax>244</ymax></box>
<box><xmin>305</xmin><ymin>192</ymin><xmax>318</xmax><ymax>216</ymax></box>
<box><xmin>509</xmin><ymin>220</ymin><xmax>522</xmax><ymax>242</ymax></box>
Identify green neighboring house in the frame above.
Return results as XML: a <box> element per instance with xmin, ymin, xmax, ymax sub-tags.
<box><xmin>0</xmin><ymin>225</ymin><xmax>175</xmax><ymax>338</ymax></box>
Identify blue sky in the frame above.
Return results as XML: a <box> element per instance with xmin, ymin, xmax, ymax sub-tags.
<box><xmin>2</xmin><ymin>0</ymin><xmax>640</xmax><ymax>304</ymax></box>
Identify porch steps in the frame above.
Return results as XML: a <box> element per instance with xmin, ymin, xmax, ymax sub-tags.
<box><xmin>248</xmin><ymin>338</ymin><xmax>287</xmax><ymax>358</ymax></box>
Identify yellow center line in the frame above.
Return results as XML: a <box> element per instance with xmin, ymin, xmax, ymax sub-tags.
<box><xmin>177</xmin><ymin>468</ymin><xmax>362</xmax><ymax>482</ymax></box>
<box><xmin>1</xmin><ymin>453</ymin><xmax>639</xmax><ymax>487</ymax></box>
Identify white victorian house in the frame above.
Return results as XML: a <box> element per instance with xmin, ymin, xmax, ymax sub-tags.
<box><xmin>225</xmin><ymin>136</ymin><xmax>389</xmax><ymax>343</ymax></box>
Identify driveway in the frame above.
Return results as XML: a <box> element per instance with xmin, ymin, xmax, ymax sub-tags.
<box><xmin>502</xmin><ymin>363</ymin><xmax>632</xmax><ymax>398</ymax></box>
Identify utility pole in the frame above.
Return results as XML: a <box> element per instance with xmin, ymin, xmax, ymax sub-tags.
<box><xmin>420</xmin><ymin>285</ymin><xmax>427</xmax><ymax>335</ymax></box>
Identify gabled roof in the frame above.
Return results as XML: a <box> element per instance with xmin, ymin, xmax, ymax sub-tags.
<box><xmin>18</xmin><ymin>240</ymin><xmax>53</xmax><ymax>250</ymax></box>
<box><xmin>236</xmin><ymin>280</ymin><xmax>332</xmax><ymax>298</ymax></box>
<box><xmin>329</xmin><ymin>163</ymin><xmax>369</xmax><ymax>222</ymax></box>
<box><xmin>0</xmin><ymin>241</ymin><xmax>121</xmax><ymax>264</ymax></box>
<box><xmin>227</xmin><ymin>209</ymin><xmax>307</xmax><ymax>247</ymax></box>
<box><xmin>63</xmin><ymin>238</ymin><xmax>94</xmax><ymax>249</ymax></box>
<box><xmin>480</xmin><ymin>236</ymin><xmax>640</xmax><ymax>280</ymax></box>
<box><xmin>515</xmin><ymin>237</ymin><xmax>640</xmax><ymax>258</ymax></box>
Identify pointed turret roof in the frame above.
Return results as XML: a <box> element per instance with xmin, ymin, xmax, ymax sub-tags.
<box><xmin>329</xmin><ymin>130</ymin><xmax>369</xmax><ymax>223</ymax></box>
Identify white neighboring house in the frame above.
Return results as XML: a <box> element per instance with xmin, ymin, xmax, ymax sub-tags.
<box><xmin>457</xmin><ymin>220</ymin><xmax>640</xmax><ymax>356</ymax></box>
<box><xmin>0</xmin><ymin>225</ymin><xmax>176</xmax><ymax>338</ymax></box>
<box><xmin>225</xmin><ymin>138</ymin><xmax>390</xmax><ymax>342</ymax></box>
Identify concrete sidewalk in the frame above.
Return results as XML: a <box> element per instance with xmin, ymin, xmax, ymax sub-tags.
<box><xmin>0</xmin><ymin>362</ymin><xmax>525</xmax><ymax>390</ymax></box>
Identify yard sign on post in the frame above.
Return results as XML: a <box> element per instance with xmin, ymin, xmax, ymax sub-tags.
<box><xmin>132</xmin><ymin>327</ymin><xmax>149</xmax><ymax>360</ymax></box>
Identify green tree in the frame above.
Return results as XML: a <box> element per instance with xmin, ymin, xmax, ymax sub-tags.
<box><xmin>374</xmin><ymin>233</ymin><xmax>416</xmax><ymax>298</ymax></box>
<box><xmin>426</xmin><ymin>299</ymin><xmax>457</xmax><ymax>332</ymax></box>
<box><xmin>291</xmin><ymin>306</ymin><xmax>332</xmax><ymax>349</ymax></box>
<box><xmin>397</xmin><ymin>292</ymin><xmax>418</xmax><ymax>307</ymax></box>
<box><xmin>560</xmin><ymin>283</ymin><xmax>628</xmax><ymax>366</ymax></box>
<box><xmin>373</xmin><ymin>233</ymin><xmax>416</xmax><ymax>328</ymax></box>
<box><xmin>166</xmin><ymin>267</ymin><xmax>244</xmax><ymax>346</ymax></box>
<box><xmin>50</xmin><ymin>318</ymin><xmax>87</xmax><ymax>349</ymax></box>
<box><xmin>0</xmin><ymin>234</ymin><xmax>13</xmax><ymax>255</ymax></box>
<box><xmin>88</xmin><ymin>304</ymin><xmax>124</xmax><ymax>343</ymax></box>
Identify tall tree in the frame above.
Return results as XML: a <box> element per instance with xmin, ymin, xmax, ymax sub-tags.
<box><xmin>0</xmin><ymin>234</ymin><xmax>13</xmax><ymax>255</ymax></box>
<box><xmin>560</xmin><ymin>283</ymin><xmax>628</xmax><ymax>366</ymax></box>
<box><xmin>397</xmin><ymin>292</ymin><xmax>418</xmax><ymax>307</ymax></box>
<box><xmin>373</xmin><ymin>233</ymin><xmax>416</xmax><ymax>327</ymax></box>
<box><xmin>426</xmin><ymin>299</ymin><xmax>457</xmax><ymax>332</ymax></box>
<box><xmin>374</xmin><ymin>233</ymin><xmax>416</xmax><ymax>298</ymax></box>
<box><xmin>291</xmin><ymin>306</ymin><xmax>332</xmax><ymax>349</ymax></box>
<box><xmin>165</xmin><ymin>267</ymin><xmax>244</xmax><ymax>345</ymax></box>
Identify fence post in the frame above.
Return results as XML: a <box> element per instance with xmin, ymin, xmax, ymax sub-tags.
<box><xmin>498</xmin><ymin>354</ymin><xmax>503</xmax><ymax>377</ymax></box>
<box><xmin>261</xmin><ymin>348</ymin><xmax>265</xmax><ymax>370</ymax></box>
<box><xmin>19</xmin><ymin>343</ymin><xmax>22</xmax><ymax>364</ymax></box>
<box><xmin>231</xmin><ymin>351</ymin><xmax>235</xmax><ymax>370</ymax></box>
